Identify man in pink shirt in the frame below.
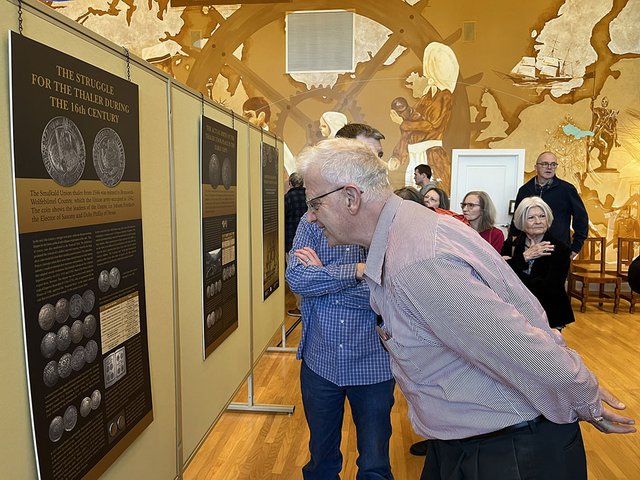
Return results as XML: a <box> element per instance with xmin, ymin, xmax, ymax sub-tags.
<box><xmin>295</xmin><ymin>138</ymin><xmax>635</xmax><ymax>480</ymax></box>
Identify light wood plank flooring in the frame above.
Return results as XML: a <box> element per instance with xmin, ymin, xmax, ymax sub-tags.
<box><xmin>184</xmin><ymin>297</ymin><xmax>640</xmax><ymax>480</ymax></box>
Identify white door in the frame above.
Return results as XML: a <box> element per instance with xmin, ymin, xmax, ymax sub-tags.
<box><xmin>451</xmin><ymin>149</ymin><xmax>525</xmax><ymax>233</ymax></box>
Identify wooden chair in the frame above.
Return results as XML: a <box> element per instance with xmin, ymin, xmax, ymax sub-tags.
<box><xmin>617</xmin><ymin>237</ymin><xmax>640</xmax><ymax>313</ymax></box>
<box><xmin>568</xmin><ymin>237</ymin><xmax>620</xmax><ymax>313</ymax></box>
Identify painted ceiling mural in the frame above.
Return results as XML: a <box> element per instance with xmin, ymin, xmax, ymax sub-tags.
<box><xmin>44</xmin><ymin>0</ymin><xmax>640</xmax><ymax>259</ymax></box>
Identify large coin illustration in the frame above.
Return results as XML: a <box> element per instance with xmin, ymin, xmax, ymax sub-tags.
<box><xmin>109</xmin><ymin>267</ymin><xmax>121</xmax><ymax>289</ymax></box>
<box><xmin>93</xmin><ymin>127</ymin><xmax>125</xmax><ymax>187</ymax></box>
<box><xmin>208</xmin><ymin>153</ymin><xmax>220</xmax><ymax>188</ymax></box>
<box><xmin>41</xmin><ymin>116</ymin><xmax>86</xmax><ymax>187</ymax></box>
<box><xmin>222</xmin><ymin>157</ymin><xmax>232</xmax><ymax>190</ymax></box>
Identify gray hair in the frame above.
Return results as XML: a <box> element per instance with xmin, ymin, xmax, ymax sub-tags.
<box><xmin>288</xmin><ymin>172</ymin><xmax>303</xmax><ymax>188</ymax></box>
<box><xmin>513</xmin><ymin>196</ymin><xmax>554</xmax><ymax>231</ymax></box>
<box><xmin>296</xmin><ymin>138</ymin><xmax>391</xmax><ymax>201</ymax></box>
<box><xmin>464</xmin><ymin>191</ymin><xmax>497</xmax><ymax>232</ymax></box>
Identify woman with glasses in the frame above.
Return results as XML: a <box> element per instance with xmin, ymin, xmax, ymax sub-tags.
<box><xmin>461</xmin><ymin>191</ymin><xmax>504</xmax><ymax>252</ymax></box>
<box><xmin>501</xmin><ymin>197</ymin><xmax>574</xmax><ymax>330</ymax></box>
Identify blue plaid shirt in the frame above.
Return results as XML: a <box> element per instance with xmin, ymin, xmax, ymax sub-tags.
<box><xmin>285</xmin><ymin>214</ymin><xmax>392</xmax><ymax>386</ymax></box>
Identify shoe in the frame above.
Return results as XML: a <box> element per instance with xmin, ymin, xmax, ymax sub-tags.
<box><xmin>287</xmin><ymin>308</ymin><xmax>302</xmax><ymax>317</ymax></box>
<box><xmin>409</xmin><ymin>440</ymin><xmax>429</xmax><ymax>456</ymax></box>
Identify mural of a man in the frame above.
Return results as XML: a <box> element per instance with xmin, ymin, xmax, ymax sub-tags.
<box><xmin>242</xmin><ymin>96</ymin><xmax>296</xmax><ymax>175</ymax></box>
<box><xmin>587</xmin><ymin>96</ymin><xmax>619</xmax><ymax>172</ymax></box>
<box><xmin>390</xmin><ymin>42</ymin><xmax>459</xmax><ymax>190</ymax></box>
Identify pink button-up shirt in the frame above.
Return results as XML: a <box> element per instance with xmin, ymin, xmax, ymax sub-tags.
<box><xmin>365</xmin><ymin>194</ymin><xmax>602</xmax><ymax>440</ymax></box>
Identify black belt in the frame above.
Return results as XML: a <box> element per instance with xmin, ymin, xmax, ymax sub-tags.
<box><xmin>459</xmin><ymin>416</ymin><xmax>546</xmax><ymax>442</ymax></box>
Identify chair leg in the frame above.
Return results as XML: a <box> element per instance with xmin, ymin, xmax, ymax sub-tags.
<box><xmin>614</xmin><ymin>282</ymin><xmax>620</xmax><ymax>314</ymax></box>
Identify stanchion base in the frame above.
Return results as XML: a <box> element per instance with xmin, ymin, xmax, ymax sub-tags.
<box><xmin>267</xmin><ymin>346</ymin><xmax>297</xmax><ymax>353</ymax></box>
<box><xmin>226</xmin><ymin>402</ymin><xmax>295</xmax><ymax>414</ymax></box>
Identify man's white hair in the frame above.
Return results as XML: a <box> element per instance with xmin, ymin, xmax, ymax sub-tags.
<box><xmin>296</xmin><ymin>138</ymin><xmax>391</xmax><ymax>201</ymax></box>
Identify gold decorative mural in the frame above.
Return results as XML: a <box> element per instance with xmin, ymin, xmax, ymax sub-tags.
<box><xmin>47</xmin><ymin>0</ymin><xmax>640</xmax><ymax>259</ymax></box>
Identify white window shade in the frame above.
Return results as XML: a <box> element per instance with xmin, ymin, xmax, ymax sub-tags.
<box><xmin>286</xmin><ymin>10</ymin><xmax>355</xmax><ymax>73</ymax></box>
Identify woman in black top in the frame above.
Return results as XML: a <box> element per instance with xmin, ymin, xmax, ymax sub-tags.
<box><xmin>502</xmin><ymin>196</ymin><xmax>575</xmax><ymax>329</ymax></box>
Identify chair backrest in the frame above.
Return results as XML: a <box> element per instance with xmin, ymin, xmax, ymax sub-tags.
<box><xmin>617</xmin><ymin>237</ymin><xmax>640</xmax><ymax>276</ymax></box>
<box><xmin>573</xmin><ymin>237</ymin><xmax>606</xmax><ymax>273</ymax></box>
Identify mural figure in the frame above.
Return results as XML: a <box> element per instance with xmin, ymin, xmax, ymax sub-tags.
<box><xmin>389</xmin><ymin>97</ymin><xmax>421</xmax><ymax>171</ymax></box>
<box><xmin>319</xmin><ymin>112</ymin><xmax>348</xmax><ymax>138</ymax></box>
<box><xmin>587</xmin><ymin>96</ymin><xmax>620</xmax><ymax>172</ymax></box>
<box><xmin>243</xmin><ymin>96</ymin><xmax>296</xmax><ymax>175</ymax></box>
<box><xmin>390</xmin><ymin>42</ymin><xmax>458</xmax><ymax>190</ymax></box>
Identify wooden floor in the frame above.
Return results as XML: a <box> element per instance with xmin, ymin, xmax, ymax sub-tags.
<box><xmin>184</xmin><ymin>295</ymin><xmax>640</xmax><ymax>480</ymax></box>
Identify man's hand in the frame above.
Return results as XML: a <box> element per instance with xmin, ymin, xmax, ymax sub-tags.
<box><xmin>355</xmin><ymin>263</ymin><xmax>366</xmax><ymax>281</ymax></box>
<box><xmin>293</xmin><ymin>247</ymin><xmax>323</xmax><ymax>267</ymax></box>
<box><xmin>588</xmin><ymin>387</ymin><xmax>636</xmax><ymax>434</ymax></box>
<box><xmin>570</xmin><ymin>251</ymin><xmax>579</xmax><ymax>260</ymax></box>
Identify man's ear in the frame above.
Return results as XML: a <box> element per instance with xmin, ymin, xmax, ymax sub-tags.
<box><xmin>344</xmin><ymin>186</ymin><xmax>360</xmax><ymax>214</ymax></box>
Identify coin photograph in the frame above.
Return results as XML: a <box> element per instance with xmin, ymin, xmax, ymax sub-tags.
<box><xmin>71</xmin><ymin>346</ymin><xmax>86</xmax><ymax>371</ymax></box>
<box><xmin>41</xmin><ymin>332</ymin><xmax>57</xmax><ymax>359</ymax></box>
<box><xmin>85</xmin><ymin>340</ymin><xmax>99</xmax><ymax>363</ymax></box>
<box><xmin>63</xmin><ymin>405</ymin><xmax>78</xmax><ymax>432</ymax></box>
<box><xmin>49</xmin><ymin>416</ymin><xmax>64</xmax><ymax>442</ymax></box>
<box><xmin>58</xmin><ymin>353</ymin><xmax>72</xmax><ymax>379</ymax></box>
<box><xmin>82</xmin><ymin>289</ymin><xmax>95</xmax><ymax>313</ymax></box>
<box><xmin>92</xmin><ymin>127</ymin><xmax>126</xmax><ymax>187</ymax></box>
<box><xmin>80</xmin><ymin>397</ymin><xmax>92</xmax><ymax>417</ymax></box>
<box><xmin>208</xmin><ymin>153</ymin><xmax>220</xmax><ymax>188</ymax></box>
<box><xmin>43</xmin><ymin>360</ymin><xmax>59</xmax><ymax>387</ymax></box>
<box><xmin>38</xmin><ymin>303</ymin><xmax>56</xmax><ymax>331</ymax></box>
<box><xmin>69</xmin><ymin>294</ymin><xmax>83</xmax><ymax>319</ymax></box>
<box><xmin>56</xmin><ymin>325</ymin><xmax>71</xmax><ymax>352</ymax></box>
<box><xmin>222</xmin><ymin>157</ymin><xmax>232</xmax><ymax>190</ymax></box>
<box><xmin>90</xmin><ymin>389</ymin><xmax>101</xmax><ymax>410</ymax></box>
<box><xmin>41</xmin><ymin>116</ymin><xmax>86</xmax><ymax>187</ymax></box>
<box><xmin>98</xmin><ymin>270</ymin><xmax>110</xmax><ymax>292</ymax></box>
<box><xmin>83</xmin><ymin>314</ymin><xmax>97</xmax><ymax>338</ymax></box>
<box><xmin>109</xmin><ymin>267</ymin><xmax>121</xmax><ymax>289</ymax></box>
<box><xmin>55</xmin><ymin>297</ymin><xmax>69</xmax><ymax>324</ymax></box>
<box><xmin>70</xmin><ymin>320</ymin><xmax>84</xmax><ymax>344</ymax></box>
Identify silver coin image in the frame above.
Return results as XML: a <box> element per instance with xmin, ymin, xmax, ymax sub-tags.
<box><xmin>43</xmin><ymin>361</ymin><xmax>59</xmax><ymax>387</ymax></box>
<box><xmin>90</xmin><ymin>390</ymin><xmax>101</xmax><ymax>410</ymax></box>
<box><xmin>63</xmin><ymin>405</ymin><xmax>78</xmax><ymax>432</ymax></box>
<box><xmin>71</xmin><ymin>346</ymin><xmax>86</xmax><ymax>371</ymax></box>
<box><xmin>117</xmin><ymin>414</ymin><xmax>126</xmax><ymax>430</ymax></box>
<box><xmin>98</xmin><ymin>270</ymin><xmax>110</xmax><ymax>292</ymax></box>
<box><xmin>208</xmin><ymin>153</ymin><xmax>220</xmax><ymax>188</ymax></box>
<box><xmin>85</xmin><ymin>340</ymin><xmax>99</xmax><ymax>363</ymax></box>
<box><xmin>82</xmin><ymin>289</ymin><xmax>95</xmax><ymax>313</ymax></box>
<box><xmin>49</xmin><ymin>416</ymin><xmax>64</xmax><ymax>442</ymax></box>
<box><xmin>109</xmin><ymin>267</ymin><xmax>121</xmax><ymax>289</ymax></box>
<box><xmin>70</xmin><ymin>320</ymin><xmax>84</xmax><ymax>344</ymax></box>
<box><xmin>206</xmin><ymin>313</ymin><xmax>211</xmax><ymax>328</ymax></box>
<box><xmin>108</xmin><ymin>421</ymin><xmax>118</xmax><ymax>437</ymax></box>
<box><xmin>93</xmin><ymin>127</ymin><xmax>125</xmax><ymax>187</ymax></box>
<box><xmin>56</xmin><ymin>325</ymin><xmax>71</xmax><ymax>351</ymax></box>
<box><xmin>58</xmin><ymin>353</ymin><xmax>72</xmax><ymax>379</ymax></box>
<box><xmin>83</xmin><ymin>314</ymin><xmax>97</xmax><ymax>338</ymax></box>
<box><xmin>41</xmin><ymin>116</ymin><xmax>86</xmax><ymax>187</ymax></box>
<box><xmin>41</xmin><ymin>332</ymin><xmax>57</xmax><ymax>359</ymax></box>
<box><xmin>222</xmin><ymin>157</ymin><xmax>232</xmax><ymax>190</ymax></box>
<box><xmin>69</xmin><ymin>294</ymin><xmax>83</xmax><ymax>319</ymax></box>
<box><xmin>38</xmin><ymin>303</ymin><xmax>56</xmax><ymax>330</ymax></box>
<box><xmin>55</xmin><ymin>298</ymin><xmax>69</xmax><ymax>324</ymax></box>
<box><xmin>80</xmin><ymin>397</ymin><xmax>92</xmax><ymax>417</ymax></box>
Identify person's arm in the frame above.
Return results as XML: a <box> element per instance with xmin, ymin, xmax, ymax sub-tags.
<box><xmin>489</xmin><ymin>228</ymin><xmax>504</xmax><ymax>253</ymax></box>
<box><xmin>508</xmin><ymin>188</ymin><xmax>526</xmax><ymax>238</ymax></box>
<box><xmin>285</xmin><ymin>218</ymin><xmax>367</xmax><ymax>301</ymax></box>
<box><xmin>568</xmin><ymin>184</ymin><xmax>589</xmax><ymax>255</ymax></box>
<box><xmin>526</xmin><ymin>242</ymin><xmax>571</xmax><ymax>291</ymax></box>
<box><xmin>395</xmin><ymin>257</ymin><xmax>633</xmax><ymax>431</ymax></box>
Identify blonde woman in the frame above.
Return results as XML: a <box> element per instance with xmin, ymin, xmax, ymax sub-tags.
<box><xmin>461</xmin><ymin>190</ymin><xmax>504</xmax><ymax>252</ymax></box>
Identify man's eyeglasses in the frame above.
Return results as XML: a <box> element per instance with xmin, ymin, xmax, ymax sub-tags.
<box><xmin>536</xmin><ymin>162</ymin><xmax>558</xmax><ymax>168</ymax></box>
<box><xmin>306</xmin><ymin>186</ymin><xmax>346</xmax><ymax>212</ymax></box>
<box><xmin>460</xmin><ymin>202</ymin><xmax>480</xmax><ymax>209</ymax></box>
